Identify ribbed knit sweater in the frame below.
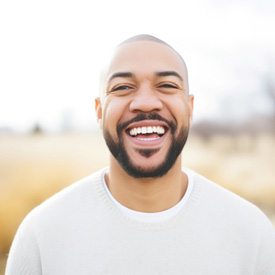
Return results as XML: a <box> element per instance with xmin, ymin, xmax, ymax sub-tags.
<box><xmin>5</xmin><ymin>168</ymin><xmax>275</xmax><ymax>275</ymax></box>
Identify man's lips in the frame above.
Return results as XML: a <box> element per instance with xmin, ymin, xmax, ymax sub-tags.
<box><xmin>122</xmin><ymin>120</ymin><xmax>169</xmax><ymax>148</ymax></box>
<box><xmin>126</xmin><ymin>121</ymin><xmax>168</xmax><ymax>138</ymax></box>
<box><xmin>117</xmin><ymin>112</ymin><xmax>175</xmax><ymax>136</ymax></box>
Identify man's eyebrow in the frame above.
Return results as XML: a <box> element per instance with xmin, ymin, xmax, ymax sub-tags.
<box><xmin>108</xmin><ymin>72</ymin><xmax>134</xmax><ymax>82</ymax></box>
<box><xmin>107</xmin><ymin>71</ymin><xmax>183</xmax><ymax>82</ymax></box>
<box><xmin>156</xmin><ymin>71</ymin><xmax>183</xmax><ymax>81</ymax></box>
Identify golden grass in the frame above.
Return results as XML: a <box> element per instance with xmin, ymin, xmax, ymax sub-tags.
<box><xmin>0</xmin><ymin>132</ymin><xmax>275</xmax><ymax>264</ymax></box>
<box><xmin>184</xmin><ymin>134</ymin><xmax>275</xmax><ymax>209</ymax></box>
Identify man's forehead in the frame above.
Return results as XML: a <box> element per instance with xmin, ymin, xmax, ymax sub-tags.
<box><xmin>106</xmin><ymin>40</ymin><xmax>187</xmax><ymax>78</ymax></box>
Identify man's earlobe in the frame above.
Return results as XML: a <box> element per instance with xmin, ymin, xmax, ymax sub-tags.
<box><xmin>95</xmin><ymin>97</ymin><xmax>103</xmax><ymax>127</ymax></box>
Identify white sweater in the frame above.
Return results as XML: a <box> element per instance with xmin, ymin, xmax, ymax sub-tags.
<box><xmin>5</xmin><ymin>168</ymin><xmax>275</xmax><ymax>275</ymax></box>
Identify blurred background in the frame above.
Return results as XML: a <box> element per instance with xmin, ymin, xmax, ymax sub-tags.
<box><xmin>1</xmin><ymin>0</ymin><xmax>275</xmax><ymax>273</ymax></box>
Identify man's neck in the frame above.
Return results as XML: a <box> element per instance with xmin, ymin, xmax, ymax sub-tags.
<box><xmin>105</xmin><ymin>157</ymin><xmax>188</xmax><ymax>213</ymax></box>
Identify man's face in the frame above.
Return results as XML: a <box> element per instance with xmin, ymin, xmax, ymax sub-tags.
<box><xmin>96</xmin><ymin>40</ymin><xmax>194</xmax><ymax>178</ymax></box>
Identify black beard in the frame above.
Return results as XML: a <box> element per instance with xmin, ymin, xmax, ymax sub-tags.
<box><xmin>103</xmin><ymin>113</ymin><xmax>189</xmax><ymax>178</ymax></box>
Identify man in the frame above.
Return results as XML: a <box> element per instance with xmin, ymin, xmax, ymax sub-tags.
<box><xmin>6</xmin><ymin>35</ymin><xmax>275</xmax><ymax>274</ymax></box>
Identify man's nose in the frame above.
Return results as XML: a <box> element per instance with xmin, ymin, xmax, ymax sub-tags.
<box><xmin>129</xmin><ymin>84</ymin><xmax>163</xmax><ymax>113</ymax></box>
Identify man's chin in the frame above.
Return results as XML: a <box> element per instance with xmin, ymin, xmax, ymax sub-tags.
<box><xmin>104</xmin><ymin>124</ymin><xmax>189</xmax><ymax>178</ymax></box>
<box><xmin>120</xmin><ymin>159</ymin><xmax>172</xmax><ymax>178</ymax></box>
<box><xmin>134</xmin><ymin>148</ymin><xmax>160</xmax><ymax>158</ymax></box>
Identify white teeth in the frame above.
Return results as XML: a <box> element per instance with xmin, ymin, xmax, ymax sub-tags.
<box><xmin>129</xmin><ymin>126</ymin><xmax>166</xmax><ymax>136</ymax></box>
<box><xmin>158</xmin><ymin>126</ymin><xmax>165</xmax><ymax>134</ymax></box>
<box><xmin>147</xmin><ymin>126</ymin><xmax>153</xmax><ymax>133</ymax></box>
<box><xmin>141</xmin><ymin>127</ymin><xmax>146</xmax><ymax>134</ymax></box>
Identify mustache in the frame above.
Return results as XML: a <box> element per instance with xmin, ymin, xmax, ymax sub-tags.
<box><xmin>117</xmin><ymin>113</ymin><xmax>176</xmax><ymax>134</ymax></box>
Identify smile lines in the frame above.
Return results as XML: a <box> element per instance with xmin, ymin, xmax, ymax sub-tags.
<box><xmin>129</xmin><ymin>126</ymin><xmax>165</xmax><ymax>137</ymax></box>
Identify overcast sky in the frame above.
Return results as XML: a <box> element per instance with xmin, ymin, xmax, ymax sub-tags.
<box><xmin>0</xmin><ymin>0</ymin><xmax>274</xmax><ymax>132</ymax></box>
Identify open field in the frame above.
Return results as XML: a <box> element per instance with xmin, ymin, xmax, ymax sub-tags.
<box><xmin>0</xmin><ymin>132</ymin><xmax>275</xmax><ymax>273</ymax></box>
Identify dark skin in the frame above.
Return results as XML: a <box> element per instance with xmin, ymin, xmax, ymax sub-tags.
<box><xmin>95</xmin><ymin>39</ymin><xmax>194</xmax><ymax>212</ymax></box>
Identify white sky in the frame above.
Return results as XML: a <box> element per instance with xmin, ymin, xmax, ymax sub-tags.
<box><xmin>0</xmin><ymin>0</ymin><xmax>275</xmax><ymax>132</ymax></box>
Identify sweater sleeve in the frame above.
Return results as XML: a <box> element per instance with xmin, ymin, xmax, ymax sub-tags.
<box><xmin>5</xmin><ymin>217</ymin><xmax>42</xmax><ymax>275</ymax></box>
<box><xmin>254</xmin><ymin>219</ymin><xmax>275</xmax><ymax>275</ymax></box>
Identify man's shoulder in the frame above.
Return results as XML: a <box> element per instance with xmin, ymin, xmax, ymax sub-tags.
<box><xmin>187</xmin><ymin>168</ymin><xmax>274</xmax><ymax>228</ymax></box>
<box><xmin>22</xmin><ymin>168</ymin><xmax>107</xmax><ymax>228</ymax></box>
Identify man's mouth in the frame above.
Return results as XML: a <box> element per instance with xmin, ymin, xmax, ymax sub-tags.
<box><xmin>126</xmin><ymin>124</ymin><xmax>168</xmax><ymax>141</ymax></box>
<box><xmin>128</xmin><ymin>125</ymin><xmax>165</xmax><ymax>136</ymax></box>
<box><xmin>118</xmin><ymin>113</ymin><xmax>174</xmax><ymax>139</ymax></box>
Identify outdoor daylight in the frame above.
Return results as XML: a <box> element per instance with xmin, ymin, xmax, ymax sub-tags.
<box><xmin>1</xmin><ymin>0</ymin><xmax>275</xmax><ymax>273</ymax></box>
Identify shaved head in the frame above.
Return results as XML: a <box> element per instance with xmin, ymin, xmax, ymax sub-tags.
<box><xmin>119</xmin><ymin>34</ymin><xmax>169</xmax><ymax>45</ymax></box>
<box><xmin>119</xmin><ymin>34</ymin><xmax>188</xmax><ymax>76</ymax></box>
<box><xmin>99</xmin><ymin>34</ymin><xmax>189</xmax><ymax>97</ymax></box>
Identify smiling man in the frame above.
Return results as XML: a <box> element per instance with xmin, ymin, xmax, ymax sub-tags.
<box><xmin>6</xmin><ymin>35</ymin><xmax>275</xmax><ymax>275</ymax></box>
<box><xmin>95</xmin><ymin>36</ymin><xmax>193</xmax><ymax>213</ymax></box>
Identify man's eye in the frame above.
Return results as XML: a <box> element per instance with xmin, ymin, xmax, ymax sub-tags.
<box><xmin>158</xmin><ymin>83</ymin><xmax>178</xmax><ymax>89</ymax></box>
<box><xmin>106</xmin><ymin>84</ymin><xmax>135</xmax><ymax>96</ymax></box>
<box><xmin>111</xmin><ymin>85</ymin><xmax>133</xmax><ymax>92</ymax></box>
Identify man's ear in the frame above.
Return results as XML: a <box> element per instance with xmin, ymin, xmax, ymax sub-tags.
<box><xmin>188</xmin><ymin>95</ymin><xmax>194</xmax><ymax>122</ymax></box>
<box><xmin>95</xmin><ymin>97</ymin><xmax>103</xmax><ymax>128</ymax></box>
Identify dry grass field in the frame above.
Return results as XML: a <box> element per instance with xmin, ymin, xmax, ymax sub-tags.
<box><xmin>0</xmin><ymin>131</ymin><xmax>275</xmax><ymax>273</ymax></box>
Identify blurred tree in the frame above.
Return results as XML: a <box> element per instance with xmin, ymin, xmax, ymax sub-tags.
<box><xmin>31</xmin><ymin>123</ymin><xmax>43</xmax><ymax>135</ymax></box>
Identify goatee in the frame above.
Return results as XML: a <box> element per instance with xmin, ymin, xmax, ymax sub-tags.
<box><xmin>103</xmin><ymin>113</ymin><xmax>189</xmax><ymax>178</ymax></box>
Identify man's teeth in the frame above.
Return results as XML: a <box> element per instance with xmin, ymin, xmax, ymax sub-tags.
<box><xmin>129</xmin><ymin>126</ymin><xmax>165</xmax><ymax>136</ymax></box>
